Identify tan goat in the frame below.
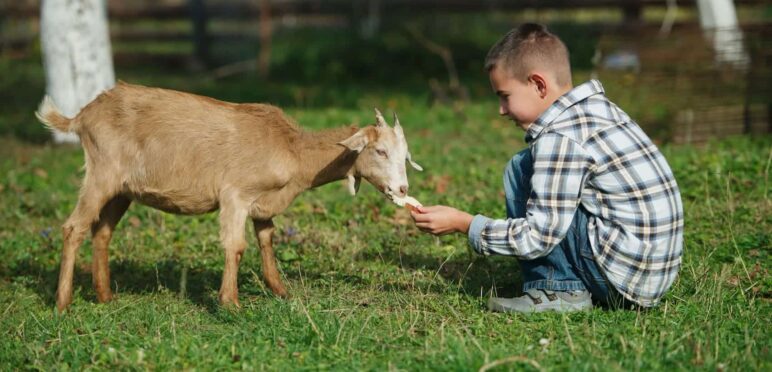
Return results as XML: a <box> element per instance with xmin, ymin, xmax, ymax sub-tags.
<box><xmin>36</xmin><ymin>81</ymin><xmax>423</xmax><ymax>311</ymax></box>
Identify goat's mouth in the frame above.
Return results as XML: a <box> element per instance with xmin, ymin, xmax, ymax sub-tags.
<box><xmin>384</xmin><ymin>189</ymin><xmax>397</xmax><ymax>200</ymax></box>
<box><xmin>384</xmin><ymin>189</ymin><xmax>405</xmax><ymax>203</ymax></box>
<box><xmin>385</xmin><ymin>189</ymin><xmax>422</xmax><ymax>208</ymax></box>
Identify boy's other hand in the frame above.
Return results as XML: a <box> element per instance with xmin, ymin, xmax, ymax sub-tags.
<box><xmin>411</xmin><ymin>205</ymin><xmax>474</xmax><ymax>236</ymax></box>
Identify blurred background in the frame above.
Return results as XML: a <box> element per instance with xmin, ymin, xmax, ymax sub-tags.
<box><xmin>0</xmin><ymin>0</ymin><xmax>770</xmax><ymax>144</ymax></box>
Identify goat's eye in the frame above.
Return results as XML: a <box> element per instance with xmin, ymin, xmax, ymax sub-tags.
<box><xmin>375</xmin><ymin>149</ymin><xmax>387</xmax><ymax>157</ymax></box>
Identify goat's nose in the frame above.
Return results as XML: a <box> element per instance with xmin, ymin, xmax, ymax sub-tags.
<box><xmin>399</xmin><ymin>185</ymin><xmax>408</xmax><ymax>196</ymax></box>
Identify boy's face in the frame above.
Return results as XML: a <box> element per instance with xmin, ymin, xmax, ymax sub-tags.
<box><xmin>489</xmin><ymin>66</ymin><xmax>546</xmax><ymax>131</ymax></box>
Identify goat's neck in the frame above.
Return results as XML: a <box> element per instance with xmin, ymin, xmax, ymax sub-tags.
<box><xmin>294</xmin><ymin>126</ymin><xmax>360</xmax><ymax>190</ymax></box>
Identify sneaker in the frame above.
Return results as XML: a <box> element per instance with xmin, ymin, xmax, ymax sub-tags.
<box><xmin>487</xmin><ymin>289</ymin><xmax>593</xmax><ymax>313</ymax></box>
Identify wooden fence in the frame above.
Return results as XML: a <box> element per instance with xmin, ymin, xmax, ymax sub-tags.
<box><xmin>2</xmin><ymin>0</ymin><xmax>768</xmax><ymax>55</ymax></box>
<box><xmin>674</xmin><ymin>104</ymin><xmax>770</xmax><ymax>145</ymax></box>
<box><xmin>1</xmin><ymin>0</ymin><xmax>769</xmax><ymax>143</ymax></box>
<box><xmin>594</xmin><ymin>21</ymin><xmax>771</xmax><ymax>144</ymax></box>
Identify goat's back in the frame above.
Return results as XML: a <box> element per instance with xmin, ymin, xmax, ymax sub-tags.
<box><xmin>75</xmin><ymin>82</ymin><xmax>302</xmax><ymax>214</ymax></box>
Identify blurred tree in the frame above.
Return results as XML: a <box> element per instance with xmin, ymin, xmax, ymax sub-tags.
<box><xmin>358</xmin><ymin>0</ymin><xmax>381</xmax><ymax>39</ymax></box>
<box><xmin>41</xmin><ymin>0</ymin><xmax>115</xmax><ymax>144</ymax></box>
<box><xmin>696</xmin><ymin>0</ymin><xmax>749</xmax><ymax>69</ymax></box>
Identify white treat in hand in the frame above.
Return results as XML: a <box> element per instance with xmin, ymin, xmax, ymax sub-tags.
<box><xmin>392</xmin><ymin>195</ymin><xmax>422</xmax><ymax>210</ymax></box>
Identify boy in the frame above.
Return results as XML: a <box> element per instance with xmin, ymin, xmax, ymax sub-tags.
<box><xmin>411</xmin><ymin>23</ymin><xmax>683</xmax><ymax>312</ymax></box>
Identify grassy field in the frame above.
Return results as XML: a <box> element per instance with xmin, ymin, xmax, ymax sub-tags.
<box><xmin>1</xmin><ymin>98</ymin><xmax>770</xmax><ymax>370</ymax></box>
<box><xmin>1</xmin><ymin>19</ymin><xmax>771</xmax><ymax>369</ymax></box>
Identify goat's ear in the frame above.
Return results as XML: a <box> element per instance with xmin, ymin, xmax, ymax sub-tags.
<box><xmin>374</xmin><ymin>108</ymin><xmax>388</xmax><ymax>127</ymax></box>
<box><xmin>393</xmin><ymin>112</ymin><xmax>421</xmax><ymax>170</ymax></box>
<box><xmin>347</xmin><ymin>174</ymin><xmax>361</xmax><ymax>196</ymax></box>
<box><xmin>338</xmin><ymin>130</ymin><xmax>370</xmax><ymax>153</ymax></box>
<box><xmin>407</xmin><ymin>151</ymin><xmax>424</xmax><ymax>171</ymax></box>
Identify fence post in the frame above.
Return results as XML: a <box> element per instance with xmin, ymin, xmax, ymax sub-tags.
<box><xmin>189</xmin><ymin>0</ymin><xmax>209</xmax><ymax>68</ymax></box>
<box><xmin>622</xmin><ymin>0</ymin><xmax>643</xmax><ymax>27</ymax></box>
<box><xmin>258</xmin><ymin>0</ymin><xmax>272</xmax><ymax>78</ymax></box>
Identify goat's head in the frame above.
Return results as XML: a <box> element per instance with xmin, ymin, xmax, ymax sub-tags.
<box><xmin>338</xmin><ymin>108</ymin><xmax>423</xmax><ymax>200</ymax></box>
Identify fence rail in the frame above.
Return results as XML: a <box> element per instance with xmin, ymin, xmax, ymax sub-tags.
<box><xmin>2</xmin><ymin>1</ymin><xmax>769</xmax><ymax>143</ymax></box>
<box><xmin>3</xmin><ymin>1</ymin><xmax>768</xmax><ymax>20</ymax></box>
<box><xmin>674</xmin><ymin>104</ymin><xmax>770</xmax><ymax>145</ymax></box>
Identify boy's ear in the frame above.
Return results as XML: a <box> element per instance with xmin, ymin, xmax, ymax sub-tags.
<box><xmin>529</xmin><ymin>73</ymin><xmax>548</xmax><ymax>98</ymax></box>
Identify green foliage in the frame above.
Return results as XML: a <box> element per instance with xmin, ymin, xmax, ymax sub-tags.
<box><xmin>0</xmin><ymin>57</ymin><xmax>48</xmax><ymax>143</ymax></box>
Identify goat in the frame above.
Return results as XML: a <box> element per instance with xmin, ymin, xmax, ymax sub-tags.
<box><xmin>35</xmin><ymin>81</ymin><xmax>423</xmax><ymax>311</ymax></box>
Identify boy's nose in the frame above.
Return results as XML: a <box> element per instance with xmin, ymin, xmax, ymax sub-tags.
<box><xmin>499</xmin><ymin>105</ymin><xmax>507</xmax><ymax>116</ymax></box>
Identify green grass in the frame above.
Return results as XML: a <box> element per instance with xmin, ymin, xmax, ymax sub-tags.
<box><xmin>1</xmin><ymin>101</ymin><xmax>770</xmax><ymax>369</ymax></box>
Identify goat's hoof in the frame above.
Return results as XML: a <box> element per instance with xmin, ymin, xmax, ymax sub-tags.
<box><xmin>95</xmin><ymin>291</ymin><xmax>113</xmax><ymax>303</ymax></box>
<box><xmin>55</xmin><ymin>301</ymin><xmax>71</xmax><ymax>314</ymax></box>
<box><xmin>55</xmin><ymin>293</ymin><xmax>72</xmax><ymax>313</ymax></box>
<box><xmin>271</xmin><ymin>288</ymin><xmax>289</xmax><ymax>299</ymax></box>
<box><xmin>218</xmin><ymin>295</ymin><xmax>241</xmax><ymax>308</ymax></box>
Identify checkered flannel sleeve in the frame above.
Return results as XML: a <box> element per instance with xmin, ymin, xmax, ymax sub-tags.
<box><xmin>468</xmin><ymin>133</ymin><xmax>593</xmax><ymax>259</ymax></box>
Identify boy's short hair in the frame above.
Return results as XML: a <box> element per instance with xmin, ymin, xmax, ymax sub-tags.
<box><xmin>485</xmin><ymin>23</ymin><xmax>572</xmax><ymax>87</ymax></box>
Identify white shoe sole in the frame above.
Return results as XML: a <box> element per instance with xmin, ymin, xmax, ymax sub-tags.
<box><xmin>488</xmin><ymin>297</ymin><xmax>593</xmax><ymax>313</ymax></box>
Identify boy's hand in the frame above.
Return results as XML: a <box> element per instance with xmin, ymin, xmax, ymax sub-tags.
<box><xmin>410</xmin><ymin>205</ymin><xmax>474</xmax><ymax>236</ymax></box>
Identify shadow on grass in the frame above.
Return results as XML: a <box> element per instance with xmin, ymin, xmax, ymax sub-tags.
<box><xmin>8</xmin><ymin>241</ymin><xmax>524</xmax><ymax>313</ymax></box>
<box><xmin>8</xmin><ymin>258</ymin><xmax>275</xmax><ymax>313</ymax></box>
<box><xmin>274</xmin><ymin>242</ymin><xmax>525</xmax><ymax>299</ymax></box>
<box><xmin>358</xmin><ymin>248</ymin><xmax>525</xmax><ymax>298</ymax></box>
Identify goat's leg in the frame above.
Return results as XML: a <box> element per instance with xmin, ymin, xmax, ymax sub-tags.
<box><xmin>90</xmin><ymin>196</ymin><xmax>131</xmax><ymax>303</ymax></box>
<box><xmin>56</xmin><ymin>186</ymin><xmax>113</xmax><ymax>312</ymax></box>
<box><xmin>253</xmin><ymin>219</ymin><xmax>288</xmax><ymax>298</ymax></box>
<box><xmin>218</xmin><ymin>204</ymin><xmax>248</xmax><ymax>307</ymax></box>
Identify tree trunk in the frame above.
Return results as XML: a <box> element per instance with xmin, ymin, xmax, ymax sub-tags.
<box><xmin>696</xmin><ymin>0</ymin><xmax>749</xmax><ymax>69</ymax></box>
<box><xmin>41</xmin><ymin>0</ymin><xmax>115</xmax><ymax>144</ymax></box>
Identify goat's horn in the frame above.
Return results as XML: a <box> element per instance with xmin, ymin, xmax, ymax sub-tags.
<box><xmin>393</xmin><ymin>112</ymin><xmax>401</xmax><ymax>128</ymax></box>
<box><xmin>374</xmin><ymin>108</ymin><xmax>388</xmax><ymax>127</ymax></box>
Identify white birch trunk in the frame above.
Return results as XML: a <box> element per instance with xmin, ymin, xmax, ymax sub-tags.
<box><xmin>696</xmin><ymin>0</ymin><xmax>749</xmax><ymax>70</ymax></box>
<box><xmin>40</xmin><ymin>0</ymin><xmax>115</xmax><ymax>143</ymax></box>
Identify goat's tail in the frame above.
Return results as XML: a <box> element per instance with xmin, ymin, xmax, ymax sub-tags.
<box><xmin>35</xmin><ymin>96</ymin><xmax>75</xmax><ymax>133</ymax></box>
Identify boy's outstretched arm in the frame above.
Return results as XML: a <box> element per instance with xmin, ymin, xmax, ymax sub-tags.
<box><xmin>411</xmin><ymin>206</ymin><xmax>474</xmax><ymax>235</ymax></box>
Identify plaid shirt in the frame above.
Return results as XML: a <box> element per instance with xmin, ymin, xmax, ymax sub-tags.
<box><xmin>468</xmin><ymin>80</ymin><xmax>684</xmax><ymax>307</ymax></box>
